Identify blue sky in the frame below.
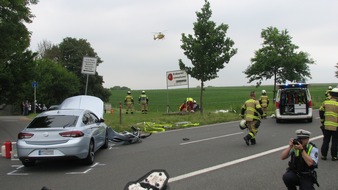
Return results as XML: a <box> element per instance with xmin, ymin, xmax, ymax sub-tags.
<box><xmin>27</xmin><ymin>0</ymin><xmax>338</xmax><ymax>89</ymax></box>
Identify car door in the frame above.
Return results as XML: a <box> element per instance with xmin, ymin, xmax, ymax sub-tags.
<box><xmin>87</xmin><ymin>112</ymin><xmax>105</xmax><ymax>149</ymax></box>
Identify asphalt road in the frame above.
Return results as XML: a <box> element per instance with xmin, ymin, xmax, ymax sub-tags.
<box><xmin>0</xmin><ymin>111</ymin><xmax>337</xmax><ymax>190</ymax></box>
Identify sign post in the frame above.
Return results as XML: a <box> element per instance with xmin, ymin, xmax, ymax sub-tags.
<box><xmin>32</xmin><ymin>81</ymin><xmax>38</xmax><ymax>113</ymax></box>
<box><xmin>81</xmin><ymin>57</ymin><xmax>97</xmax><ymax>95</ymax></box>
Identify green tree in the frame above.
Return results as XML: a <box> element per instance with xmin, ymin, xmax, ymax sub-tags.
<box><xmin>42</xmin><ymin>37</ymin><xmax>111</xmax><ymax>101</ymax></box>
<box><xmin>0</xmin><ymin>0</ymin><xmax>38</xmax><ymax>64</ymax></box>
<box><xmin>34</xmin><ymin>59</ymin><xmax>81</xmax><ymax>106</ymax></box>
<box><xmin>178</xmin><ymin>0</ymin><xmax>237</xmax><ymax>113</ymax></box>
<box><xmin>244</xmin><ymin>26</ymin><xmax>314</xmax><ymax>100</ymax></box>
<box><xmin>1</xmin><ymin>51</ymin><xmax>37</xmax><ymax>105</ymax></box>
<box><xmin>0</xmin><ymin>0</ymin><xmax>39</xmax><ymax>106</ymax></box>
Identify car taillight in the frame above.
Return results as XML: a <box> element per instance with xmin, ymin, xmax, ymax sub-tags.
<box><xmin>309</xmin><ymin>100</ymin><xmax>312</xmax><ymax>107</ymax></box>
<box><xmin>18</xmin><ymin>132</ymin><xmax>34</xmax><ymax>139</ymax></box>
<box><xmin>59</xmin><ymin>131</ymin><xmax>84</xmax><ymax>137</ymax></box>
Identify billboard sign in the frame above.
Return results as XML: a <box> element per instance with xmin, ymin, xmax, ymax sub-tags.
<box><xmin>166</xmin><ymin>70</ymin><xmax>188</xmax><ymax>87</ymax></box>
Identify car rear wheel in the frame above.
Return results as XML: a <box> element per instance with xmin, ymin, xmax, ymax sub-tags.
<box><xmin>22</xmin><ymin>159</ymin><xmax>36</xmax><ymax>167</ymax></box>
<box><xmin>83</xmin><ymin>140</ymin><xmax>94</xmax><ymax>165</ymax></box>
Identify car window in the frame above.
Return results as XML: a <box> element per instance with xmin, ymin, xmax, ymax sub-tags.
<box><xmin>27</xmin><ymin>115</ymin><xmax>78</xmax><ymax>128</ymax></box>
<box><xmin>89</xmin><ymin>112</ymin><xmax>99</xmax><ymax>123</ymax></box>
<box><xmin>82</xmin><ymin>112</ymin><xmax>99</xmax><ymax>125</ymax></box>
<box><xmin>82</xmin><ymin>113</ymin><xmax>91</xmax><ymax>125</ymax></box>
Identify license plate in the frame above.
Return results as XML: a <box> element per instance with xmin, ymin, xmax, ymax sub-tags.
<box><xmin>39</xmin><ymin>149</ymin><xmax>54</xmax><ymax>155</ymax></box>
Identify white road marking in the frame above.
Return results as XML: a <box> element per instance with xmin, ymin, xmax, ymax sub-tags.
<box><xmin>66</xmin><ymin>168</ymin><xmax>93</xmax><ymax>175</ymax></box>
<box><xmin>66</xmin><ymin>162</ymin><xmax>104</xmax><ymax>174</ymax></box>
<box><xmin>180</xmin><ymin>132</ymin><xmax>244</xmax><ymax>145</ymax></box>
<box><xmin>169</xmin><ymin>135</ymin><xmax>323</xmax><ymax>183</ymax></box>
<box><xmin>7</xmin><ymin>165</ymin><xmax>28</xmax><ymax>175</ymax></box>
<box><xmin>7</xmin><ymin>162</ymin><xmax>105</xmax><ymax>175</ymax></box>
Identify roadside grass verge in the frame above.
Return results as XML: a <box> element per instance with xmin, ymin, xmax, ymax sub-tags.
<box><xmin>107</xmin><ymin>83</ymin><xmax>331</xmax><ymax>132</ymax></box>
<box><xmin>27</xmin><ymin>83</ymin><xmax>331</xmax><ymax>132</ymax></box>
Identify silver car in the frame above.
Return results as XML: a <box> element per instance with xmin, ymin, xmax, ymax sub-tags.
<box><xmin>17</xmin><ymin>95</ymin><xmax>109</xmax><ymax>167</ymax></box>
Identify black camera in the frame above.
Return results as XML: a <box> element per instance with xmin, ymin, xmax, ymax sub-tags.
<box><xmin>293</xmin><ymin>138</ymin><xmax>302</xmax><ymax>145</ymax></box>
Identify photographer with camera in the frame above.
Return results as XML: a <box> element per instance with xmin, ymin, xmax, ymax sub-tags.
<box><xmin>280</xmin><ymin>129</ymin><xmax>319</xmax><ymax>190</ymax></box>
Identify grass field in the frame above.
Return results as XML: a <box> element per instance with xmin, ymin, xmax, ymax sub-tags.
<box><xmin>105</xmin><ymin>83</ymin><xmax>334</xmax><ymax>132</ymax></box>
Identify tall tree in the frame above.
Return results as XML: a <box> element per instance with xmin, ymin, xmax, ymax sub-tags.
<box><xmin>244</xmin><ymin>26</ymin><xmax>314</xmax><ymax>101</ymax></box>
<box><xmin>179</xmin><ymin>0</ymin><xmax>237</xmax><ymax>113</ymax></box>
<box><xmin>0</xmin><ymin>0</ymin><xmax>39</xmax><ymax>106</ymax></box>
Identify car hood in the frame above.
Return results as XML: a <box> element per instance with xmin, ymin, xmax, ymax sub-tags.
<box><xmin>59</xmin><ymin>95</ymin><xmax>104</xmax><ymax>118</ymax></box>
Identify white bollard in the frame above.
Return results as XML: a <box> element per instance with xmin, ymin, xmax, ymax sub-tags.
<box><xmin>11</xmin><ymin>142</ymin><xmax>18</xmax><ymax>160</ymax></box>
<box><xmin>1</xmin><ymin>145</ymin><xmax>6</xmax><ymax>157</ymax></box>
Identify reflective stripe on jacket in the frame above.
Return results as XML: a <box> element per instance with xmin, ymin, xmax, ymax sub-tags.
<box><xmin>241</xmin><ymin>99</ymin><xmax>263</xmax><ymax>121</ymax></box>
<box><xmin>125</xmin><ymin>95</ymin><xmax>133</xmax><ymax>104</ymax></box>
<box><xmin>259</xmin><ymin>95</ymin><xmax>269</xmax><ymax>108</ymax></box>
<box><xmin>319</xmin><ymin>98</ymin><xmax>338</xmax><ymax>130</ymax></box>
<box><xmin>290</xmin><ymin>144</ymin><xmax>316</xmax><ymax>172</ymax></box>
<box><xmin>139</xmin><ymin>94</ymin><xmax>148</xmax><ymax>103</ymax></box>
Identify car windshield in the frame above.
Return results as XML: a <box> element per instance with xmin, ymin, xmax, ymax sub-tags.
<box><xmin>27</xmin><ymin>115</ymin><xmax>78</xmax><ymax>128</ymax></box>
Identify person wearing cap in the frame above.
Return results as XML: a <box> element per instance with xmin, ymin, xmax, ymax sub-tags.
<box><xmin>259</xmin><ymin>90</ymin><xmax>269</xmax><ymax>119</ymax></box>
<box><xmin>319</xmin><ymin>87</ymin><xmax>338</xmax><ymax>161</ymax></box>
<box><xmin>124</xmin><ymin>91</ymin><xmax>134</xmax><ymax>114</ymax></box>
<box><xmin>138</xmin><ymin>91</ymin><xmax>149</xmax><ymax>114</ymax></box>
<box><xmin>240</xmin><ymin>91</ymin><xmax>263</xmax><ymax>145</ymax></box>
<box><xmin>281</xmin><ymin>129</ymin><xmax>319</xmax><ymax>190</ymax></box>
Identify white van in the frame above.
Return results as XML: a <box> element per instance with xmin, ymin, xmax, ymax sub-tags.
<box><xmin>275</xmin><ymin>83</ymin><xmax>313</xmax><ymax>123</ymax></box>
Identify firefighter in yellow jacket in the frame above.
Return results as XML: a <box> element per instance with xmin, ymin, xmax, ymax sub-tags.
<box><xmin>319</xmin><ymin>87</ymin><xmax>338</xmax><ymax>161</ymax></box>
<box><xmin>139</xmin><ymin>91</ymin><xmax>149</xmax><ymax>114</ymax></box>
<box><xmin>124</xmin><ymin>91</ymin><xmax>134</xmax><ymax>114</ymax></box>
<box><xmin>259</xmin><ymin>90</ymin><xmax>269</xmax><ymax>119</ymax></box>
<box><xmin>241</xmin><ymin>91</ymin><xmax>263</xmax><ymax>145</ymax></box>
<box><xmin>325</xmin><ymin>86</ymin><xmax>333</xmax><ymax>100</ymax></box>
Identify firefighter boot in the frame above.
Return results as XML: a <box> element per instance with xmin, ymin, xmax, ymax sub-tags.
<box><xmin>250</xmin><ymin>138</ymin><xmax>256</xmax><ymax>145</ymax></box>
<box><xmin>243</xmin><ymin>135</ymin><xmax>251</xmax><ymax>146</ymax></box>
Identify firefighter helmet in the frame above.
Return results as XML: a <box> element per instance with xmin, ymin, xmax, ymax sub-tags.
<box><xmin>262</xmin><ymin>90</ymin><xmax>266</xmax><ymax>95</ymax></box>
<box><xmin>328</xmin><ymin>86</ymin><xmax>333</xmax><ymax>90</ymax></box>
<box><xmin>142</xmin><ymin>91</ymin><xmax>145</xmax><ymax>94</ymax></box>
<box><xmin>330</xmin><ymin>88</ymin><xmax>338</xmax><ymax>97</ymax></box>
<box><xmin>239</xmin><ymin>119</ymin><xmax>247</xmax><ymax>130</ymax></box>
<box><xmin>127</xmin><ymin>91</ymin><xmax>131</xmax><ymax>94</ymax></box>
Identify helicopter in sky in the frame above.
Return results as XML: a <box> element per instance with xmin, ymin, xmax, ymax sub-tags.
<box><xmin>153</xmin><ymin>32</ymin><xmax>165</xmax><ymax>40</ymax></box>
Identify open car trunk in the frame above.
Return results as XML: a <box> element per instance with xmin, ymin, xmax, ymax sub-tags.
<box><xmin>279</xmin><ymin>89</ymin><xmax>308</xmax><ymax>115</ymax></box>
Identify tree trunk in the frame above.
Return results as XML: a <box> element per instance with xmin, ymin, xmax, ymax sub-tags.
<box><xmin>273</xmin><ymin>71</ymin><xmax>277</xmax><ymax>103</ymax></box>
<box><xmin>199</xmin><ymin>81</ymin><xmax>204</xmax><ymax>114</ymax></box>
